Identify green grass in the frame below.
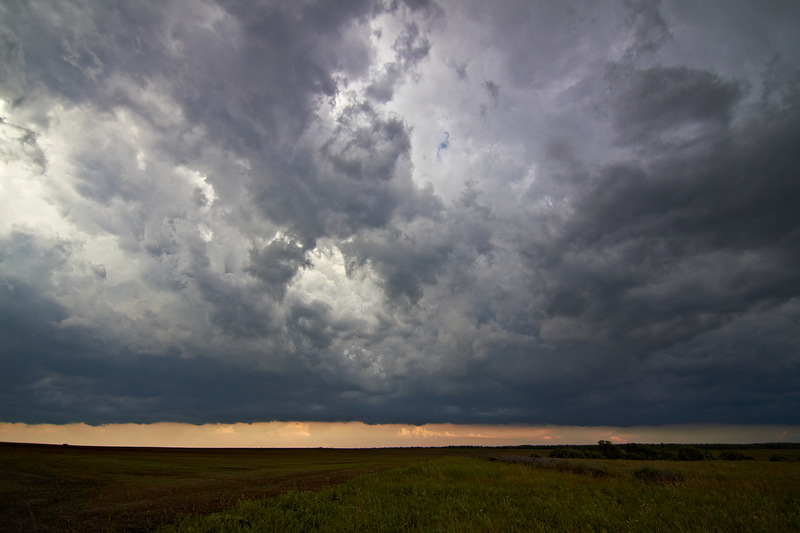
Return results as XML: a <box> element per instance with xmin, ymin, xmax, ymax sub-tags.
<box><xmin>4</xmin><ymin>443</ymin><xmax>799</xmax><ymax>532</ymax></box>
<box><xmin>160</xmin><ymin>456</ymin><xmax>800</xmax><ymax>532</ymax></box>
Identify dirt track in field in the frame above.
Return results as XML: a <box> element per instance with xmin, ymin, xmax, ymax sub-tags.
<box><xmin>23</xmin><ymin>466</ymin><xmax>385</xmax><ymax>532</ymax></box>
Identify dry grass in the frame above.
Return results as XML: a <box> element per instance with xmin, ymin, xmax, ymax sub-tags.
<box><xmin>0</xmin><ymin>442</ymin><xmax>453</xmax><ymax>532</ymax></box>
<box><xmin>3</xmin><ymin>442</ymin><xmax>798</xmax><ymax>532</ymax></box>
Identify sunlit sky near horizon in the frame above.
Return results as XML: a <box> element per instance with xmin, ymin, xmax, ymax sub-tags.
<box><xmin>4</xmin><ymin>422</ymin><xmax>800</xmax><ymax>449</ymax></box>
<box><xmin>2</xmin><ymin>0</ymin><xmax>800</xmax><ymax>446</ymax></box>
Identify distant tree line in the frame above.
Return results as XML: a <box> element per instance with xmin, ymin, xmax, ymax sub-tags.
<box><xmin>515</xmin><ymin>442</ymin><xmax>800</xmax><ymax>450</ymax></box>
<box><xmin>447</xmin><ymin>442</ymin><xmax>798</xmax><ymax>461</ymax></box>
<box><xmin>540</xmin><ymin>441</ymin><xmax>800</xmax><ymax>461</ymax></box>
<box><xmin>546</xmin><ymin>441</ymin><xmax>701</xmax><ymax>460</ymax></box>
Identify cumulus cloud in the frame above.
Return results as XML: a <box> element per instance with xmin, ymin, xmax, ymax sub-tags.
<box><xmin>1</xmin><ymin>0</ymin><xmax>800</xmax><ymax>429</ymax></box>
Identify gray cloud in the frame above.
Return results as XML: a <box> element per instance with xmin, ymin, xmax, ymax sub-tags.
<box><xmin>1</xmin><ymin>0</ymin><xmax>799</xmax><ymax>428</ymax></box>
<box><xmin>252</xmin><ymin>101</ymin><xmax>429</xmax><ymax>246</ymax></box>
<box><xmin>520</xmin><ymin>102</ymin><xmax>800</xmax><ymax>355</ymax></box>
<box><xmin>609</xmin><ymin>65</ymin><xmax>743</xmax><ymax>147</ymax></box>
<box><xmin>483</xmin><ymin>80</ymin><xmax>500</xmax><ymax>101</ymax></box>
<box><xmin>366</xmin><ymin>21</ymin><xmax>432</xmax><ymax>102</ymax></box>
<box><xmin>246</xmin><ymin>237</ymin><xmax>311</xmax><ymax>299</ymax></box>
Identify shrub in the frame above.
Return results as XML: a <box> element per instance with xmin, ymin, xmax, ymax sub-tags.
<box><xmin>718</xmin><ymin>451</ymin><xmax>754</xmax><ymax>461</ymax></box>
<box><xmin>633</xmin><ymin>465</ymin><xmax>684</xmax><ymax>485</ymax></box>
<box><xmin>549</xmin><ymin>447</ymin><xmax>599</xmax><ymax>459</ymax></box>
<box><xmin>622</xmin><ymin>443</ymin><xmax>671</xmax><ymax>460</ymax></box>
<box><xmin>549</xmin><ymin>447</ymin><xmax>585</xmax><ymax>459</ymax></box>
<box><xmin>532</xmin><ymin>459</ymin><xmax>610</xmax><ymax>478</ymax></box>
<box><xmin>577</xmin><ymin>462</ymin><xmax>611</xmax><ymax>478</ymax></box>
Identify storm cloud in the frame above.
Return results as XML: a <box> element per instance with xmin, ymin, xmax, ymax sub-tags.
<box><xmin>1</xmin><ymin>0</ymin><xmax>799</xmax><ymax>428</ymax></box>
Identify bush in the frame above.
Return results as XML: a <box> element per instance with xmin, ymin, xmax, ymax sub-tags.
<box><xmin>549</xmin><ymin>447</ymin><xmax>585</xmax><ymax>459</ymax></box>
<box><xmin>718</xmin><ymin>451</ymin><xmax>754</xmax><ymax>461</ymax></box>
<box><xmin>532</xmin><ymin>459</ymin><xmax>610</xmax><ymax>478</ymax></box>
<box><xmin>633</xmin><ymin>465</ymin><xmax>684</xmax><ymax>485</ymax></box>
<box><xmin>575</xmin><ymin>462</ymin><xmax>611</xmax><ymax>478</ymax></box>
<box><xmin>622</xmin><ymin>443</ymin><xmax>671</xmax><ymax>460</ymax></box>
<box><xmin>549</xmin><ymin>447</ymin><xmax>599</xmax><ymax>459</ymax></box>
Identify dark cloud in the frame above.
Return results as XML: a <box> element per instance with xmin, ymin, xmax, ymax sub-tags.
<box><xmin>524</xmin><ymin>115</ymin><xmax>800</xmax><ymax>349</ymax></box>
<box><xmin>1</xmin><ymin>0</ymin><xmax>800</xmax><ymax>429</ymax></box>
<box><xmin>322</xmin><ymin>103</ymin><xmax>411</xmax><ymax>183</ymax></box>
<box><xmin>342</xmin><ymin>227</ymin><xmax>452</xmax><ymax>303</ymax></box>
<box><xmin>246</xmin><ymin>237</ymin><xmax>311</xmax><ymax>299</ymax></box>
<box><xmin>609</xmin><ymin>65</ymin><xmax>743</xmax><ymax>147</ymax></box>
<box><xmin>252</xmin><ymin>101</ymin><xmax>425</xmax><ymax>246</ymax></box>
<box><xmin>621</xmin><ymin>0</ymin><xmax>672</xmax><ymax>61</ymax></box>
<box><xmin>509</xmin><ymin>63</ymin><xmax>800</xmax><ymax>424</ymax></box>
<box><xmin>396</xmin><ymin>0</ymin><xmax>440</xmax><ymax>13</ymax></box>
<box><xmin>483</xmin><ymin>80</ymin><xmax>500</xmax><ymax>101</ymax></box>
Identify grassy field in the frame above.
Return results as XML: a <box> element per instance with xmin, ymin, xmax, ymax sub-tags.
<box><xmin>0</xmin><ymin>442</ymin><xmax>456</xmax><ymax>532</ymax></box>
<box><xmin>160</xmin><ymin>455</ymin><xmax>800</xmax><ymax>532</ymax></box>
<box><xmin>2</xmin><ymin>442</ymin><xmax>799</xmax><ymax>532</ymax></box>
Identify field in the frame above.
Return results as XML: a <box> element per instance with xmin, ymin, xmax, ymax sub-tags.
<box><xmin>0</xmin><ymin>442</ymin><xmax>456</xmax><ymax>532</ymax></box>
<box><xmin>2</xmin><ymin>443</ymin><xmax>799</xmax><ymax>532</ymax></box>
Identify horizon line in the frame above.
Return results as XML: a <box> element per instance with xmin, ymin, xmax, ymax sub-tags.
<box><xmin>2</xmin><ymin>421</ymin><xmax>799</xmax><ymax>449</ymax></box>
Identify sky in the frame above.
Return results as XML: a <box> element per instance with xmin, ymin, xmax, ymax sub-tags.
<box><xmin>1</xmin><ymin>0</ymin><xmax>800</xmax><ymax>446</ymax></box>
<box><xmin>2</xmin><ymin>422</ymin><xmax>798</xmax><ymax>448</ymax></box>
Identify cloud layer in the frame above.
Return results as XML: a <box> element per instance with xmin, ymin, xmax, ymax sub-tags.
<box><xmin>2</xmin><ymin>0</ymin><xmax>799</xmax><ymax>427</ymax></box>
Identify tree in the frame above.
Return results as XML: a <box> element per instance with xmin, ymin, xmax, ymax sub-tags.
<box><xmin>598</xmin><ymin>440</ymin><xmax>622</xmax><ymax>459</ymax></box>
<box><xmin>676</xmin><ymin>446</ymin><xmax>705</xmax><ymax>461</ymax></box>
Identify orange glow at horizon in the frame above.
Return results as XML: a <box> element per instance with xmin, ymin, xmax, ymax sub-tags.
<box><xmin>1</xmin><ymin>422</ymin><xmax>798</xmax><ymax>448</ymax></box>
